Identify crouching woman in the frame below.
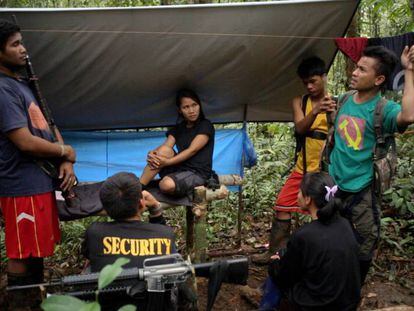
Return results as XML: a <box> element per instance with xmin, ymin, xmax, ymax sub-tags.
<box><xmin>263</xmin><ymin>173</ymin><xmax>361</xmax><ymax>311</ymax></box>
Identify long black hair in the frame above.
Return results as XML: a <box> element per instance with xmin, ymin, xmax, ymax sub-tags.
<box><xmin>300</xmin><ymin>172</ymin><xmax>342</xmax><ymax>224</ymax></box>
<box><xmin>175</xmin><ymin>89</ymin><xmax>206</xmax><ymax>123</ymax></box>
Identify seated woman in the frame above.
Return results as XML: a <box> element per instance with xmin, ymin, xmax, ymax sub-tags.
<box><xmin>140</xmin><ymin>89</ymin><xmax>215</xmax><ymax>197</ymax></box>
<box><xmin>261</xmin><ymin>172</ymin><xmax>361</xmax><ymax>311</ymax></box>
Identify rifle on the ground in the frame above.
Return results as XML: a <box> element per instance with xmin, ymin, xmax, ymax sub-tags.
<box><xmin>12</xmin><ymin>15</ymin><xmax>65</xmax><ymax>180</ymax></box>
<box><xmin>8</xmin><ymin>254</ymin><xmax>249</xmax><ymax>311</ymax></box>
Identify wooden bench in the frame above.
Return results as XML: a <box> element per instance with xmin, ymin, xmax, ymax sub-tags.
<box><xmin>160</xmin><ymin>174</ymin><xmax>243</xmax><ymax>262</ymax></box>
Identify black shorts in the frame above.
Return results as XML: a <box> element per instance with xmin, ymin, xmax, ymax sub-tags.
<box><xmin>160</xmin><ymin>169</ymin><xmax>205</xmax><ymax>196</ymax></box>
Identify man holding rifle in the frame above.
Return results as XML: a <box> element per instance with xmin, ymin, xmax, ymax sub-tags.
<box><xmin>0</xmin><ymin>18</ymin><xmax>76</xmax><ymax>302</ymax></box>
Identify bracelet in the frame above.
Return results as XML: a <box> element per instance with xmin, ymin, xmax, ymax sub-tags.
<box><xmin>60</xmin><ymin>144</ymin><xmax>65</xmax><ymax>157</ymax></box>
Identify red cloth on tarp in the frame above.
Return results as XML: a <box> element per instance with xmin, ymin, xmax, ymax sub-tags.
<box><xmin>335</xmin><ymin>37</ymin><xmax>368</xmax><ymax>63</ymax></box>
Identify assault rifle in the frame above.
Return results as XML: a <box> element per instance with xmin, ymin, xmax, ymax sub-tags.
<box><xmin>12</xmin><ymin>15</ymin><xmax>66</xmax><ymax>180</ymax></box>
<box><xmin>7</xmin><ymin>254</ymin><xmax>249</xmax><ymax>311</ymax></box>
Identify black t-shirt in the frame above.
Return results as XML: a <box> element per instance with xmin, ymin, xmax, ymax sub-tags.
<box><xmin>274</xmin><ymin>216</ymin><xmax>361</xmax><ymax>310</ymax></box>
<box><xmin>82</xmin><ymin>220</ymin><xmax>177</xmax><ymax>272</ymax></box>
<box><xmin>167</xmin><ymin>119</ymin><xmax>214</xmax><ymax>179</ymax></box>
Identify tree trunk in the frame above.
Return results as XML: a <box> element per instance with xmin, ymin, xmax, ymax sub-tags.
<box><xmin>344</xmin><ymin>12</ymin><xmax>360</xmax><ymax>90</ymax></box>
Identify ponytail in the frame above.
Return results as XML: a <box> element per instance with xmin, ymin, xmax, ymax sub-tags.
<box><xmin>316</xmin><ymin>197</ymin><xmax>341</xmax><ymax>224</ymax></box>
<box><xmin>300</xmin><ymin>173</ymin><xmax>342</xmax><ymax>224</ymax></box>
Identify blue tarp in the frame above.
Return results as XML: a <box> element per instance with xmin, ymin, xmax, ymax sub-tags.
<box><xmin>62</xmin><ymin>129</ymin><xmax>252</xmax><ymax>183</ymax></box>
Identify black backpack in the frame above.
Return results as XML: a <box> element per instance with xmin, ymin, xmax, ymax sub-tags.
<box><xmin>322</xmin><ymin>91</ymin><xmax>397</xmax><ymax>200</ymax></box>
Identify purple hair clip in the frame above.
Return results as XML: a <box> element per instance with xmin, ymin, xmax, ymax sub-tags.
<box><xmin>324</xmin><ymin>185</ymin><xmax>338</xmax><ymax>202</ymax></box>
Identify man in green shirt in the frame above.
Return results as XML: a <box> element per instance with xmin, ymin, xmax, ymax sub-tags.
<box><xmin>329</xmin><ymin>45</ymin><xmax>414</xmax><ymax>283</ymax></box>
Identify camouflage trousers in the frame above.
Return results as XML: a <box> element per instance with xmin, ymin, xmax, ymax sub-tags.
<box><xmin>338</xmin><ymin>185</ymin><xmax>380</xmax><ymax>261</ymax></box>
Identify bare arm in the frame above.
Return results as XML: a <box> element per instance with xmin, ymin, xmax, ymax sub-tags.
<box><xmin>147</xmin><ymin>135</ymin><xmax>176</xmax><ymax>169</ymax></box>
<box><xmin>7</xmin><ymin>127</ymin><xmax>75</xmax><ymax>162</ymax></box>
<box><xmin>54</xmin><ymin>127</ymin><xmax>64</xmax><ymax>144</ymax></box>
<box><xmin>7</xmin><ymin>127</ymin><xmax>77</xmax><ymax>190</ymax></box>
<box><xmin>161</xmin><ymin>135</ymin><xmax>176</xmax><ymax>149</ymax></box>
<box><xmin>293</xmin><ymin>95</ymin><xmax>336</xmax><ymax>135</ymax></box>
<box><xmin>148</xmin><ymin>135</ymin><xmax>176</xmax><ymax>156</ymax></box>
<box><xmin>152</xmin><ymin>134</ymin><xmax>209</xmax><ymax>168</ymax></box>
<box><xmin>397</xmin><ymin>45</ymin><xmax>414</xmax><ymax>127</ymax></box>
<box><xmin>54</xmin><ymin>127</ymin><xmax>77</xmax><ymax>191</ymax></box>
<box><xmin>293</xmin><ymin>96</ymin><xmax>317</xmax><ymax>135</ymax></box>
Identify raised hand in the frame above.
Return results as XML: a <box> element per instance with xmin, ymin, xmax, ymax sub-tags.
<box><xmin>312</xmin><ymin>95</ymin><xmax>337</xmax><ymax>115</ymax></box>
<box><xmin>401</xmin><ymin>45</ymin><xmax>414</xmax><ymax>71</ymax></box>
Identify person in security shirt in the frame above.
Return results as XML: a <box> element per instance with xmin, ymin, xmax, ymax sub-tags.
<box><xmin>82</xmin><ymin>172</ymin><xmax>176</xmax><ymax>272</ymax></box>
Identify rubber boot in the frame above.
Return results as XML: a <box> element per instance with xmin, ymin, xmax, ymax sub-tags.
<box><xmin>251</xmin><ymin>218</ymin><xmax>291</xmax><ymax>265</ymax></box>
<box><xmin>359</xmin><ymin>259</ymin><xmax>372</xmax><ymax>284</ymax></box>
<box><xmin>6</xmin><ymin>272</ymin><xmax>42</xmax><ymax>310</ymax></box>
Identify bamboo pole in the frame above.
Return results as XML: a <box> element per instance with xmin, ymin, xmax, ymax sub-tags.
<box><xmin>186</xmin><ymin>205</ymin><xmax>194</xmax><ymax>257</ymax></box>
<box><xmin>157</xmin><ymin>175</ymin><xmax>242</xmax><ymax>260</ymax></box>
<box><xmin>193</xmin><ymin>186</ymin><xmax>208</xmax><ymax>263</ymax></box>
<box><xmin>218</xmin><ymin>174</ymin><xmax>243</xmax><ymax>186</ymax></box>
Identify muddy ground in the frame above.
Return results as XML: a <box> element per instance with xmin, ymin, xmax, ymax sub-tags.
<box><xmin>196</xmin><ymin>262</ymin><xmax>414</xmax><ymax>310</ymax></box>
<box><xmin>0</xmin><ymin>253</ymin><xmax>413</xmax><ymax>310</ymax></box>
<box><xmin>1</xmin><ymin>215</ymin><xmax>413</xmax><ymax>311</ymax></box>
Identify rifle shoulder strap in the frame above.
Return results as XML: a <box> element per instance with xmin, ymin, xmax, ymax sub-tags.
<box><xmin>331</xmin><ymin>90</ymin><xmax>356</xmax><ymax>126</ymax></box>
<box><xmin>324</xmin><ymin>90</ymin><xmax>356</xmax><ymax>165</ymax></box>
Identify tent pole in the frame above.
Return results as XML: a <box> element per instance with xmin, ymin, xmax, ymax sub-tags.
<box><xmin>237</xmin><ymin>104</ymin><xmax>248</xmax><ymax>248</ymax></box>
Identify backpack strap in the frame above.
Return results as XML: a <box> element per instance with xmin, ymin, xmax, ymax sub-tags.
<box><xmin>373</xmin><ymin>97</ymin><xmax>388</xmax><ymax>145</ymax></box>
<box><xmin>294</xmin><ymin>94</ymin><xmax>310</xmax><ymax>168</ymax></box>
<box><xmin>298</xmin><ymin>94</ymin><xmax>330</xmax><ymax>174</ymax></box>
<box><xmin>373</xmin><ymin>97</ymin><xmax>392</xmax><ymax>160</ymax></box>
<box><xmin>323</xmin><ymin>90</ymin><xmax>357</xmax><ymax>167</ymax></box>
<box><xmin>305</xmin><ymin>130</ymin><xmax>327</xmax><ymax>140</ymax></box>
<box><xmin>301</xmin><ymin>94</ymin><xmax>309</xmax><ymax>174</ymax></box>
<box><xmin>301</xmin><ymin>94</ymin><xmax>309</xmax><ymax>115</ymax></box>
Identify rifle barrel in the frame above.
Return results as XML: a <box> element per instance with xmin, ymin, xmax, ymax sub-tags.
<box><xmin>7</xmin><ymin>256</ymin><xmax>249</xmax><ymax>292</ymax></box>
<box><xmin>11</xmin><ymin>14</ymin><xmax>58</xmax><ymax>142</ymax></box>
<box><xmin>194</xmin><ymin>257</ymin><xmax>248</xmax><ymax>285</ymax></box>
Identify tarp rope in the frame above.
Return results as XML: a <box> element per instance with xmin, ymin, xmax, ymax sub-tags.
<box><xmin>23</xmin><ymin>29</ymin><xmax>337</xmax><ymax>40</ymax></box>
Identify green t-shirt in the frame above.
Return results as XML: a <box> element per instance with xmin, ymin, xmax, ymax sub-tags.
<box><xmin>329</xmin><ymin>93</ymin><xmax>401</xmax><ymax>192</ymax></box>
